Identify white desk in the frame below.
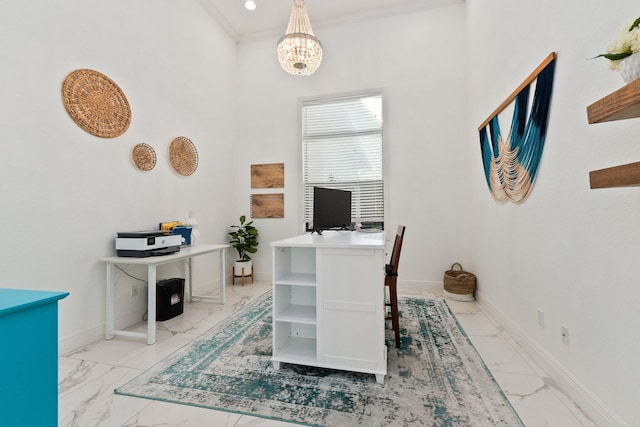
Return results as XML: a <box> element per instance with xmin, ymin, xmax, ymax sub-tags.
<box><xmin>271</xmin><ymin>231</ymin><xmax>387</xmax><ymax>383</ymax></box>
<box><xmin>99</xmin><ymin>244</ymin><xmax>228</xmax><ymax>345</ymax></box>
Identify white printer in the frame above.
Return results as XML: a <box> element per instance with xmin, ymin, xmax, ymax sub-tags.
<box><xmin>115</xmin><ymin>230</ymin><xmax>182</xmax><ymax>257</ymax></box>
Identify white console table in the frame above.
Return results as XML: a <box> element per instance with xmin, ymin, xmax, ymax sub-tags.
<box><xmin>99</xmin><ymin>244</ymin><xmax>228</xmax><ymax>345</ymax></box>
<box><xmin>271</xmin><ymin>231</ymin><xmax>387</xmax><ymax>383</ymax></box>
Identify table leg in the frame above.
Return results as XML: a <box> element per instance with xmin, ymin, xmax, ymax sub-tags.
<box><xmin>147</xmin><ymin>264</ymin><xmax>157</xmax><ymax>345</ymax></box>
<box><xmin>220</xmin><ymin>249</ymin><xmax>226</xmax><ymax>303</ymax></box>
<box><xmin>187</xmin><ymin>257</ymin><xmax>193</xmax><ymax>303</ymax></box>
<box><xmin>105</xmin><ymin>263</ymin><xmax>114</xmax><ymax>340</ymax></box>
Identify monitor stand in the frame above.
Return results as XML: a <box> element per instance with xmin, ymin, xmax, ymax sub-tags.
<box><xmin>311</xmin><ymin>226</ymin><xmax>355</xmax><ymax>235</ymax></box>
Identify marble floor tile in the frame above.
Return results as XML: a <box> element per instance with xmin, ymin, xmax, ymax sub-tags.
<box><xmin>65</xmin><ymin>335</ymin><xmax>158</xmax><ymax>366</ymax></box>
<box><xmin>444</xmin><ymin>297</ymin><xmax>482</xmax><ymax>315</ymax></box>
<box><xmin>121</xmin><ymin>400</ymin><xmax>243</xmax><ymax>426</ymax></box>
<box><xmin>517</xmin><ymin>387</ymin><xmax>596</xmax><ymax>427</ymax></box>
<box><xmin>59</xmin><ymin>365</ymin><xmax>148</xmax><ymax>427</ymax></box>
<box><xmin>469</xmin><ymin>335</ymin><xmax>540</xmax><ymax>376</ymax></box>
<box><xmin>170</xmin><ymin>307</ymin><xmax>235</xmax><ymax>337</ymax></box>
<box><xmin>159</xmin><ymin>305</ymin><xmax>213</xmax><ymax>333</ymax></box>
<box><xmin>58</xmin><ymin>281</ymin><xmax>595</xmax><ymax>427</ymax></box>
<box><xmin>454</xmin><ymin>311</ymin><xmax>507</xmax><ymax>338</ymax></box>
<box><xmin>119</xmin><ymin>332</ymin><xmax>197</xmax><ymax>370</ymax></box>
<box><xmin>236</xmin><ymin>415</ymin><xmax>300</xmax><ymax>426</ymax></box>
<box><xmin>59</xmin><ymin>357</ymin><xmax>116</xmax><ymax>397</ymax></box>
<box><xmin>124</xmin><ymin>404</ymin><xmax>302</xmax><ymax>427</ymax></box>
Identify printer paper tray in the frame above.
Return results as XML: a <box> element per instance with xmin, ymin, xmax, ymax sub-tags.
<box><xmin>116</xmin><ymin>246</ymin><xmax>180</xmax><ymax>258</ymax></box>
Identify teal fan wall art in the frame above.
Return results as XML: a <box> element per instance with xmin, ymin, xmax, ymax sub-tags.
<box><xmin>479</xmin><ymin>52</ymin><xmax>556</xmax><ymax>203</ymax></box>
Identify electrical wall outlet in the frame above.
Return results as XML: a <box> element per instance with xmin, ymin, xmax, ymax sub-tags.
<box><xmin>537</xmin><ymin>309</ymin><xmax>545</xmax><ymax>328</ymax></box>
<box><xmin>561</xmin><ymin>324</ymin><xmax>569</xmax><ymax>345</ymax></box>
<box><xmin>131</xmin><ymin>284</ymin><xmax>139</xmax><ymax>297</ymax></box>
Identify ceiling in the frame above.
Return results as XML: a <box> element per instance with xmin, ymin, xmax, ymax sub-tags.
<box><xmin>201</xmin><ymin>0</ymin><xmax>463</xmax><ymax>42</ymax></box>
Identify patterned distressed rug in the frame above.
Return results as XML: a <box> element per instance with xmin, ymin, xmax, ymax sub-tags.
<box><xmin>115</xmin><ymin>291</ymin><xmax>523</xmax><ymax>426</ymax></box>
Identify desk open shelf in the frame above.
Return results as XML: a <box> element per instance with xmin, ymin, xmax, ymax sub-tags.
<box><xmin>272</xmin><ymin>245</ymin><xmax>318</xmax><ymax>368</ymax></box>
<box><xmin>275</xmin><ymin>303</ymin><xmax>316</xmax><ymax>324</ymax></box>
<box><xmin>272</xmin><ymin>335</ymin><xmax>317</xmax><ymax>364</ymax></box>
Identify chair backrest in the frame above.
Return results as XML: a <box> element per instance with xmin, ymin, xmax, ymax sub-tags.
<box><xmin>387</xmin><ymin>225</ymin><xmax>406</xmax><ymax>276</ymax></box>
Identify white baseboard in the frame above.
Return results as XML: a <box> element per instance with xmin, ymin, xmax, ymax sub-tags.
<box><xmin>475</xmin><ymin>291</ymin><xmax>627</xmax><ymax>427</ymax></box>
<box><xmin>59</xmin><ymin>324</ymin><xmax>105</xmax><ymax>356</ymax></box>
<box><xmin>397</xmin><ymin>279</ymin><xmax>443</xmax><ymax>294</ymax></box>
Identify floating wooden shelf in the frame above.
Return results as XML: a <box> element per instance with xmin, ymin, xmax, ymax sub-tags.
<box><xmin>590</xmin><ymin>161</ymin><xmax>640</xmax><ymax>189</ymax></box>
<box><xmin>587</xmin><ymin>78</ymin><xmax>640</xmax><ymax>124</ymax></box>
<box><xmin>587</xmin><ymin>79</ymin><xmax>640</xmax><ymax>188</ymax></box>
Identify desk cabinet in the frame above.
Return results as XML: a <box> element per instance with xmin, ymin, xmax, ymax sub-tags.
<box><xmin>0</xmin><ymin>288</ymin><xmax>69</xmax><ymax>427</ymax></box>
<box><xmin>271</xmin><ymin>232</ymin><xmax>386</xmax><ymax>383</ymax></box>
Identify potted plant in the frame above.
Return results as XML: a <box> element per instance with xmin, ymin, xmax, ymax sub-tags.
<box><xmin>595</xmin><ymin>16</ymin><xmax>640</xmax><ymax>83</ymax></box>
<box><xmin>228</xmin><ymin>215</ymin><xmax>259</xmax><ymax>278</ymax></box>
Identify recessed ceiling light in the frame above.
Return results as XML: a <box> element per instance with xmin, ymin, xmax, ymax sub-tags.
<box><xmin>244</xmin><ymin>0</ymin><xmax>256</xmax><ymax>11</ymax></box>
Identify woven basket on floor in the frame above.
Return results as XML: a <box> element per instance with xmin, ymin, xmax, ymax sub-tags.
<box><xmin>443</xmin><ymin>263</ymin><xmax>476</xmax><ymax>296</ymax></box>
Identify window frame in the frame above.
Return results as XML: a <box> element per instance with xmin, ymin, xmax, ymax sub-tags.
<box><xmin>299</xmin><ymin>90</ymin><xmax>387</xmax><ymax>231</ymax></box>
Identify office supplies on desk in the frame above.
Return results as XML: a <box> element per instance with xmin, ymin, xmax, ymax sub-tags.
<box><xmin>160</xmin><ymin>221</ymin><xmax>193</xmax><ymax>246</ymax></box>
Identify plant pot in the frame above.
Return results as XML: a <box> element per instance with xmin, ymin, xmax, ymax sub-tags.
<box><xmin>620</xmin><ymin>52</ymin><xmax>640</xmax><ymax>84</ymax></box>
<box><xmin>234</xmin><ymin>260</ymin><xmax>252</xmax><ymax>276</ymax></box>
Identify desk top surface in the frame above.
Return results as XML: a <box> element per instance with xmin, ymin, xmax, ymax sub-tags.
<box><xmin>98</xmin><ymin>243</ymin><xmax>229</xmax><ymax>265</ymax></box>
<box><xmin>271</xmin><ymin>230</ymin><xmax>385</xmax><ymax>249</ymax></box>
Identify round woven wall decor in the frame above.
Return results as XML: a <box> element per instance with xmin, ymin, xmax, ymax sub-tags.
<box><xmin>169</xmin><ymin>136</ymin><xmax>198</xmax><ymax>176</ymax></box>
<box><xmin>61</xmin><ymin>69</ymin><xmax>131</xmax><ymax>138</ymax></box>
<box><xmin>132</xmin><ymin>143</ymin><xmax>157</xmax><ymax>171</ymax></box>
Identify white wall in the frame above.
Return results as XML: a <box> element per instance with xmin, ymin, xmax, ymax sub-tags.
<box><xmin>466</xmin><ymin>0</ymin><xmax>640</xmax><ymax>425</ymax></box>
<box><xmin>238</xmin><ymin>5</ymin><xmax>468</xmax><ymax>286</ymax></box>
<box><xmin>0</xmin><ymin>0</ymin><xmax>238</xmax><ymax>352</ymax></box>
<box><xmin>3</xmin><ymin>0</ymin><xmax>636</xmax><ymax>423</ymax></box>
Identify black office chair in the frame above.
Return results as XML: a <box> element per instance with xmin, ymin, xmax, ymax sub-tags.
<box><xmin>385</xmin><ymin>225</ymin><xmax>405</xmax><ymax>348</ymax></box>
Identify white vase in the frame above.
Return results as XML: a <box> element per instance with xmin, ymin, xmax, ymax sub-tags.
<box><xmin>234</xmin><ymin>260</ymin><xmax>252</xmax><ymax>276</ymax></box>
<box><xmin>620</xmin><ymin>52</ymin><xmax>640</xmax><ymax>83</ymax></box>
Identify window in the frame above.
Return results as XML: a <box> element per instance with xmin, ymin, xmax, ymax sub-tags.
<box><xmin>302</xmin><ymin>93</ymin><xmax>384</xmax><ymax>230</ymax></box>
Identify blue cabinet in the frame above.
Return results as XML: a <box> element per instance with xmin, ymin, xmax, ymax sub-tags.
<box><xmin>0</xmin><ymin>288</ymin><xmax>69</xmax><ymax>427</ymax></box>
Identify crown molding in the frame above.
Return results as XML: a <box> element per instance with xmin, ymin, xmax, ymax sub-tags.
<box><xmin>205</xmin><ymin>0</ymin><xmax>464</xmax><ymax>44</ymax></box>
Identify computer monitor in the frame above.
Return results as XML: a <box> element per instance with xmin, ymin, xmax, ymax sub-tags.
<box><xmin>312</xmin><ymin>187</ymin><xmax>352</xmax><ymax>233</ymax></box>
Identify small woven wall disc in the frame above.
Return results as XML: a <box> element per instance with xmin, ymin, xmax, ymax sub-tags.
<box><xmin>62</xmin><ymin>69</ymin><xmax>131</xmax><ymax>138</ymax></box>
<box><xmin>132</xmin><ymin>143</ymin><xmax>157</xmax><ymax>171</ymax></box>
<box><xmin>169</xmin><ymin>137</ymin><xmax>199</xmax><ymax>176</ymax></box>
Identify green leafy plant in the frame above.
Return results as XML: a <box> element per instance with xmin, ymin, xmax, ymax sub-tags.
<box><xmin>228</xmin><ymin>215</ymin><xmax>259</xmax><ymax>261</ymax></box>
<box><xmin>596</xmin><ymin>16</ymin><xmax>640</xmax><ymax>70</ymax></box>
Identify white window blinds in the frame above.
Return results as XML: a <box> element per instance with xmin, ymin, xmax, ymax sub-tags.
<box><xmin>302</xmin><ymin>93</ymin><xmax>384</xmax><ymax>229</ymax></box>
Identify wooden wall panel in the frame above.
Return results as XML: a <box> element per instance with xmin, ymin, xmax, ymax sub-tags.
<box><xmin>251</xmin><ymin>194</ymin><xmax>284</xmax><ymax>218</ymax></box>
<box><xmin>251</xmin><ymin>163</ymin><xmax>284</xmax><ymax>188</ymax></box>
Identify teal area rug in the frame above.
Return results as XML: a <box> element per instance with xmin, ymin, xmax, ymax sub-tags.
<box><xmin>115</xmin><ymin>291</ymin><xmax>523</xmax><ymax>426</ymax></box>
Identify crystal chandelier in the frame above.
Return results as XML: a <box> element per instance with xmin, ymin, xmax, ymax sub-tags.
<box><xmin>277</xmin><ymin>0</ymin><xmax>322</xmax><ymax>76</ymax></box>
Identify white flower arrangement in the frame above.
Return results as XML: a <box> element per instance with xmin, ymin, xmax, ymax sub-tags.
<box><xmin>597</xmin><ymin>17</ymin><xmax>640</xmax><ymax>70</ymax></box>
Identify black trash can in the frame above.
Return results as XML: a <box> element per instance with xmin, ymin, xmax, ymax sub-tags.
<box><xmin>156</xmin><ymin>278</ymin><xmax>185</xmax><ymax>321</ymax></box>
